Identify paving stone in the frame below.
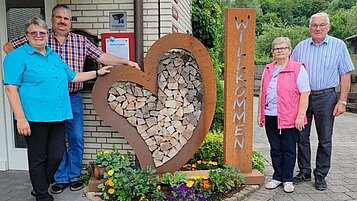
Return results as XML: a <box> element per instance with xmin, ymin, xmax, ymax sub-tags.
<box><xmin>346</xmin><ymin>192</ymin><xmax>357</xmax><ymax>199</ymax></box>
<box><xmin>345</xmin><ymin>184</ymin><xmax>357</xmax><ymax>192</ymax></box>
<box><xmin>291</xmin><ymin>194</ymin><xmax>315</xmax><ymax>201</ymax></box>
<box><xmin>309</xmin><ymin>193</ymin><xmax>334</xmax><ymax>201</ymax></box>
<box><xmin>327</xmin><ymin>192</ymin><xmax>354</xmax><ymax>200</ymax></box>
<box><xmin>328</xmin><ymin>185</ymin><xmax>351</xmax><ymax>193</ymax></box>
<box><xmin>326</xmin><ymin>179</ymin><xmax>346</xmax><ymax>185</ymax></box>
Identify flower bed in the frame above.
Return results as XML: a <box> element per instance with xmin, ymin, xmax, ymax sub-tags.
<box><xmin>86</xmin><ymin>129</ymin><xmax>267</xmax><ymax>201</ymax></box>
<box><xmin>88</xmin><ymin>146</ymin><xmax>246</xmax><ymax>201</ymax></box>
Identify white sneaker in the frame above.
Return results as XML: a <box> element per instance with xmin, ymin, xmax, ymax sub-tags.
<box><xmin>265</xmin><ymin>179</ymin><xmax>282</xmax><ymax>189</ymax></box>
<box><xmin>283</xmin><ymin>182</ymin><xmax>294</xmax><ymax>193</ymax></box>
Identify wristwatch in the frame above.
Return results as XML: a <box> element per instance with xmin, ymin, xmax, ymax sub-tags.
<box><xmin>338</xmin><ymin>100</ymin><xmax>347</xmax><ymax>106</ymax></box>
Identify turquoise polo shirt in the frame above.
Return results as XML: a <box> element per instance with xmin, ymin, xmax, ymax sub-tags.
<box><xmin>3</xmin><ymin>43</ymin><xmax>76</xmax><ymax>122</ymax></box>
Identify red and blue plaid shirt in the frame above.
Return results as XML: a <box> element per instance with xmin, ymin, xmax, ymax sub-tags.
<box><xmin>11</xmin><ymin>29</ymin><xmax>104</xmax><ymax>93</ymax></box>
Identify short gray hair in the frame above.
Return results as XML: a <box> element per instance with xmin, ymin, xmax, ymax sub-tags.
<box><xmin>24</xmin><ymin>17</ymin><xmax>48</xmax><ymax>33</ymax></box>
<box><xmin>310</xmin><ymin>12</ymin><xmax>330</xmax><ymax>25</ymax></box>
<box><xmin>272</xmin><ymin>37</ymin><xmax>291</xmax><ymax>50</ymax></box>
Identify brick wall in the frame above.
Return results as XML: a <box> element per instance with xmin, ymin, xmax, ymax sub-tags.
<box><xmin>55</xmin><ymin>0</ymin><xmax>193</xmax><ymax>166</ymax></box>
<box><xmin>82</xmin><ymin>87</ymin><xmax>135</xmax><ymax>165</ymax></box>
<box><xmin>58</xmin><ymin>0</ymin><xmax>192</xmax><ymax>54</ymax></box>
<box><xmin>172</xmin><ymin>0</ymin><xmax>192</xmax><ymax>34</ymax></box>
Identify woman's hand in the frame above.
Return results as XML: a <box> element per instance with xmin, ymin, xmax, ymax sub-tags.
<box><xmin>295</xmin><ymin>115</ymin><xmax>305</xmax><ymax>131</ymax></box>
<box><xmin>17</xmin><ymin>118</ymin><xmax>31</xmax><ymax>136</ymax></box>
<box><xmin>257</xmin><ymin>114</ymin><xmax>264</xmax><ymax>127</ymax></box>
<box><xmin>98</xmin><ymin>66</ymin><xmax>113</xmax><ymax>76</ymax></box>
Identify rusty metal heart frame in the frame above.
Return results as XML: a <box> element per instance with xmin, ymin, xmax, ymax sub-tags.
<box><xmin>92</xmin><ymin>33</ymin><xmax>216</xmax><ymax>173</ymax></box>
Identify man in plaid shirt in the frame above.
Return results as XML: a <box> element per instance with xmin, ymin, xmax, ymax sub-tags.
<box><xmin>4</xmin><ymin>4</ymin><xmax>139</xmax><ymax>195</ymax></box>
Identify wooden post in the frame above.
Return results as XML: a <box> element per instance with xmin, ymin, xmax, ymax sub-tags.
<box><xmin>224</xmin><ymin>8</ymin><xmax>264</xmax><ymax>184</ymax></box>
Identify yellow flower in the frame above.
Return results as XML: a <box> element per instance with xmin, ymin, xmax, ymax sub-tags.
<box><xmin>192</xmin><ymin>164</ymin><xmax>197</xmax><ymax>168</ymax></box>
<box><xmin>202</xmin><ymin>176</ymin><xmax>209</xmax><ymax>180</ymax></box>
<box><xmin>156</xmin><ymin>185</ymin><xmax>161</xmax><ymax>190</ymax></box>
<box><xmin>193</xmin><ymin>176</ymin><xmax>200</xmax><ymax>180</ymax></box>
<box><xmin>107</xmin><ymin>170</ymin><xmax>114</xmax><ymax>176</ymax></box>
<box><xmin>108</xmin><ymin>188</ymin><xmax>115</xmax><ymax>194</ymax></box>
<box><xmin>106</xmin><ymin>179</ymin><xmax>114</xmax><ymax>187</ymax></box>
<box><xmin>139</xmin><ymin>195</ymin><xmax>146</xmax><ymax>201</ymax></box>
<box><xmin>212</xmin><ymin>162</ymin><xmax>218</xmax><ymax>166</ymax></box>
<box><xmin>197</xmin><ymin>160</ymin><xmax>202</xmax><ymax>164</ymax></box>
<box><xmin>202</xmin><ymin>161</ymin><xmax>207</xmax><ymax>164</ymax></box>
<box><xmin>101</xmin><ymin>187</ymin><xmax>105</xmax><ymax>191</ymax></box>
<box><xmin>186</xmin><ymin>180</ymin><xmax>194</xmax><ymax>187</ymax></box>
<box><xmin>103</xmin><ymin>150</ymin><xmax>109</xmax><ymax>154</ymax></box>
<box><xmin>97</xmin><ymin>151</ymin><xmax>102</xmax><ymax>155</ymax></box>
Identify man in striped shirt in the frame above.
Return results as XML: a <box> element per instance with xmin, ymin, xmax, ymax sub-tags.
<box><xmin>291</xmin><ymin>12</ymin><xmax>354</xmax><ymax>191</ymax></box>
<box><xmin>4</xmin><ymin>4</ymin><xmax>140</xmax><ymax>195</ymax></box>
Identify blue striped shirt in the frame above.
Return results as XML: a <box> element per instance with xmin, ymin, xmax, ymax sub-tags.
<box><xmin>291</xmin><ymin>35</ymin><xmax>354</xmax><ymax>91</ymax></box>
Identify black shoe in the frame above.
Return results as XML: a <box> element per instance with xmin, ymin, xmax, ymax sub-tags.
<box><xmin>70</xmin><ymin>180</ymin><xmax>84</xmax><ymax>191</ymax></box>
<box><xmin>50</xmin><ymin>183</ymin><xmax>68</xmax><ymax>194</ymax></box>
<box><xmin>315</xmin><ymin>176</ymin><xmax>327</xmax><ymax>191</ymax></box>
<box><xmin>293</xmin><ymin>172</ymin><xmax>311</xmax><ymax>184</ymax></box>
<box><xmin>31</xmin><ymin>189</ymin><xmax>36</xmax><ymax>197</ymax></box>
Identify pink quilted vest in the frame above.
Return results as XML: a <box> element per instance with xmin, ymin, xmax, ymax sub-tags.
<box><xmin>260</xmin><ymin>58</ymin><xmax>307</xmax><ymax>129</ymax></box>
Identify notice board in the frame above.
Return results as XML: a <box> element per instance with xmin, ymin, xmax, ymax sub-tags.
<box><xmin>101</xmin><ymin>33</ymin><xmax>135</xmax><ymax>61</ymax></box>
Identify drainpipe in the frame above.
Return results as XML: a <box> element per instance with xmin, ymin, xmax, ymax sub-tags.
<box><xmin>134</xmin><ymin>0</ymin><xmax>144</xmax><ymax>69</ymax></box>
<box><xmin>158</xmin><ymin>0</ymin><xmax>161</xmax><ymax>38</ymax></box>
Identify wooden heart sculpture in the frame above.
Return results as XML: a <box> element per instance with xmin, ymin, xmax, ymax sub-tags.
<box><xmin>92</xmin><ymin>33</ymin><xmax>216</xmax><ymax>173</ymax></box>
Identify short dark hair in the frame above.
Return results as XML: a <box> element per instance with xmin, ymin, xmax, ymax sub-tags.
<box><xmin>52</xmin><ymin>4</ymin><xmax>71</xmax><ymax>16</ymax></box>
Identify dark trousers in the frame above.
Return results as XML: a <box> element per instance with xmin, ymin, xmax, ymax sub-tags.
<box><xmin>265</xmin><ymin>116</ymin><xmax>298</xmax><ymax>182</ymax></box>
<box><xmin>25</xmin><ymin>121</ymin><xmax>65</xmax><ymax>201</ymax></box>
<box><xmin>297</xmin><ymin>91</ymin><xmax>337</xmax><ymax>178</ymax></box>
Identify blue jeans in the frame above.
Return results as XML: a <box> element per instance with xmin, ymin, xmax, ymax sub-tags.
<box><xmin>54</xmin><ymin>92</ymin><xmax>84</xmax><ymax>183</ymax></box>
<box><xmin>265</xmin><ymin>116</ymin><xmax>298</xmax><ymax>182</ymax></box>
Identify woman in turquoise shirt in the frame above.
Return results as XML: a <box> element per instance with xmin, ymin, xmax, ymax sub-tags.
<box><xmin>3</xmin><ymin>17</ymin><xmax>111</xmax><ymax>201</ymax></box>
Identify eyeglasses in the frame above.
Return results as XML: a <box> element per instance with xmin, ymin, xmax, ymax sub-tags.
<box><xmin>26</xmin><ymin>31</ymin><xmax>48</xmax><ymax>38</ymax></box>
<box><xmin>310</xmin><ymin>23</ymin><xmax>328</xmax><ymax>29</ymax></box>
<box><xmin>272</xmin><ymin>47</ymin><xmax>290</xmax><ymax>52</ymax></box>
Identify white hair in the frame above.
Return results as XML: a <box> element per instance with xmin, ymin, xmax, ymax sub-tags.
<box><xmin>272</xmin><ymin>37</ymin><xmax>291</xmax><ymax>50</ymax></box>
<box><xmin>310</xmin><ymin>12</ymin><xmax>330</xmax><ymax>25</ymax></box>
<box><xmin>25</xmin><ymin>17</ymin><xmax>48</xmax><ymax>33</ymax></box>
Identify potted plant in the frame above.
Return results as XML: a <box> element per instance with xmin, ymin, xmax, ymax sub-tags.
<box><xmin>90</xmin><ymin>146</ymin><xmax>132</xmax><ymax>179</ymax></box>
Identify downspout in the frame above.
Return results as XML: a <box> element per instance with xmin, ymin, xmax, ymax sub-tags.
<box><xmin>158</xmin><ymin>0</ymin><xmax>161</xmax><ymax>38</ymax></box>
<box><xmin>134</xmin><ymin>0</ymin><xmax>144</xmax><ymax>69</ymax></box>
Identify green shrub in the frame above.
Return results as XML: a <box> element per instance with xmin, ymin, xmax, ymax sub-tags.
<box><xmin>94</xmin><ymin>146</ymin><xmax>132</xmax><ymax>170</ymax></box>
<box><xmin>191</xmin><ymin>130</ymin><xmax>224</xmax><ymax>166</ymax></box>
<box><xmin>98</xmin><ymin>166</ymin><xmax>165</xmax><ymax>201</ymax></box>
<box><xmin>209</xmin><ymin>165</ymin><xmax>245</xmax><ymax>193</ymax></box>
<box><xmin>160</xmin><ymin>172</ymin><xmax>188</xmax><ymax>186</ymax></box>
<box><xmin>191</xmin><ymin>131</ymin><xmax>265</xmax><ymax>173</ymax></box>
<box><xmin>252</xmin><ymin>150</ymin><xmax>265</xmax><ymax>173</ymax></box>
